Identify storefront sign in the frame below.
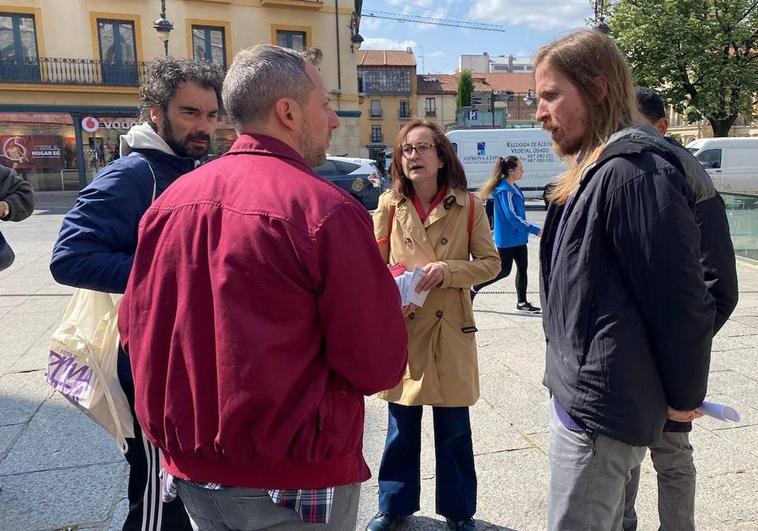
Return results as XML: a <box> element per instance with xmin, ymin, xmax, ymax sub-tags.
<box><xmin>81</xmin><ymin>116</ymin><xmax>140</xmax><ymax>133</ymax></box>
<box><xmin>81</xmin><ymin>116</ymin><xmax>99</xmax><ymax>133</ymax></box>
<box><xmin>100</xmin><ymin>118</ymin><xmax>140</xmax><ymax>130</ymax></box>
<box><xmin>1</xmin><ymin>135</ymin><xmax>64</xmax><ymax>170</ymax></box>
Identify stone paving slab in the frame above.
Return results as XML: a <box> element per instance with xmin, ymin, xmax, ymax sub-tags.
<box><xmin>0</xmin><ymin>393</ymin><xmax>123</xmax><ymax>476</ymax></box>
<box><xmin>0</xmin><ymin>462</ymin><xmax>126</xmax><ymax>531</ymax></box>
<box><xmin>0</xmin><ymin>372</ymin><xmax>53</xmax><ymax>426</ymax></box>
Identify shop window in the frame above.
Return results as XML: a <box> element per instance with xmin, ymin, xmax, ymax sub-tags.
<box><xmin>97</xmin><ymin>19</ymin><xmax>138</xmax><ymax>85</ymax></box>
<box><xmin>276</xmin><ymin>30</ymin><xmax>306</xmax><ymax>51</ymax></box>
<box><xmin>0</xmin><ymin>13</ymin><xmax>40</xmax><ymax>82</ymax></box>
<box><xmin>371</xmin><ymin>126</ymin><xmax>383</xmax><ymax>143</ymax></box>
<box><xmin>192</xmin><ymin>26</ymin><xmax>226</xmax><ymax>69</ymax></box>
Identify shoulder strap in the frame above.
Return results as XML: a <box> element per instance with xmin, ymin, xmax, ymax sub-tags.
<box><xmin>467</xmin><ymin>192</ymin><xmax>475</xmax><ymax>242</ymax></box>
<box><xmin>387</xmin><ymin>204</ymin><xmax>396</xmax><ymax>240</ymax></box>
<box><xmin>128</xmin><ymin>152</ymin><xmax>158</xmax><ymax>203</ymax></box>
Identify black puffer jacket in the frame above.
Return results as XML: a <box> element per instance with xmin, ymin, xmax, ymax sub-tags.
<box><xmin>540</xmin><ymin>129</ymin><xmax>716</xmax><ymax>447</ymax></box>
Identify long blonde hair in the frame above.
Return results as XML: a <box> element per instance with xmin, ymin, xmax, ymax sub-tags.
<box><xmin>478</xmin><ymin>156</ymin><xmax>520</xmax><ymax>200</ymax></box>
<box><xmin>536</xmin><ymin>30</ymin><xmax>642</xmax><ymax>204</ymax></box>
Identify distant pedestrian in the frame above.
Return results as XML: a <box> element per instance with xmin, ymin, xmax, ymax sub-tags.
<box><xmin>535</xmin><ymin>30</ymin><xmax>716</xmax><ymax>530</ymax></box>
<box><xmin>51</xmin><ymin>57</ymin><xmax>224</xmax><ymax>531</ymax></box>
<box><xmin>366</xmin><ymin>119</ymin><xmax>500</xmax><ymax>531</ymax></box>
<box><xmin>0</xmin><ymin>164</ymin><xmax>35</xmax><ymax>223</ymax></box>
<box><xmin>472</xmin><ymin>155</ymin><xmax>542</xmax><ymax>313</ymax></box>
<box><xmin>118</xmin><ymin>44</ymin><xmax>408</xmax><ymax>531</ymax></box>
<box><xmin>0</xmin><ymin>163</ymin><xmax>36</xmax><ymax>271</ymax></box>
<box><xmin>622</xmin><ymin>86</ymin><xmax>738</xmax><ymax>531</ymax></box>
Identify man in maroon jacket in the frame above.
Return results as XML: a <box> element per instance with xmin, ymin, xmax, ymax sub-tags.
<box><xmin>118</xmin><ymin>44</ymin><xmax>408</xmax><ymax>530</ymax></box>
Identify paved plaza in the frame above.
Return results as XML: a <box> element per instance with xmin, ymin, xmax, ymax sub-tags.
<box><xmin>1</xmin><ymin>193</ymin><xmax>757</xmax><ymax>530</ymax></box>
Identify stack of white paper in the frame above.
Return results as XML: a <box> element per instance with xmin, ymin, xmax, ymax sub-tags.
<box><xmin>394</xmin><ymin>266</ymin><xmax>431</xmax><ymax>307</ymax></box>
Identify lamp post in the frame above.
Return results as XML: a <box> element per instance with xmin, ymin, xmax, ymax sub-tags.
<box><xmin>350</xmin><ymin>12</ymin><xmax>364</xmax><ymax>53</ymax></box>
<box><xmin>593</xmin><ymin>0</ymin><xmax>610</xmax><ymax>34</ymax></box>
<box><xmin>154</xmin><ymin>0</ymin><xmax>174</xmax><ymax>56</ymax></box>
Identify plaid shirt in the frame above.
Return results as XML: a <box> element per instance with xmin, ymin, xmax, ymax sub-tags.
<box><xmin>160</xmin><ymin>469</ymin><xmax>335</xmax><ymax>524</ymax></box>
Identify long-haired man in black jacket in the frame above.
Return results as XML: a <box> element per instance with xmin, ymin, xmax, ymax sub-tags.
<box><xmin>535</xmin><ymin>30</ymin><xmax>721</xmax><ymax>530</ymax></box>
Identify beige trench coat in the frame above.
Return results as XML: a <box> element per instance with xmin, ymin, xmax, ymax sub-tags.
<box><xmin>373</xmin><ymin>187</ymin><xmax>500</xmax><ymax>406</ymax></box>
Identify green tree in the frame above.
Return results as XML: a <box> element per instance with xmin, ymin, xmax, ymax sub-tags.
<box><xmin>604</xmin><ymin>0</ymin><xmax>758</xmax><ymax>137</ymax></box>
<box><xmin>457</xmin><ymin>70</ymin><xmax>474</xmax><ymax>109</ymax></box>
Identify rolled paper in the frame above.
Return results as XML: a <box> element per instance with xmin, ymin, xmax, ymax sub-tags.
<box><xmin>697</xmin><ymin>401</ymin><xmax>741</xmax><ymax>422</ymax></box>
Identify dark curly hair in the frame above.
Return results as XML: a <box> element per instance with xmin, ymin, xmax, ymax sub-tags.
<box><xmin>138</xmin><ymin>57</ymin><xmax>225</xmax><ymax>128</ymax></box>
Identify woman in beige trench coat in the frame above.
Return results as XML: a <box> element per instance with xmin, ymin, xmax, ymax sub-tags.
<box><xmin>366</xmin><ymin>120</ymin><xmax>500</xmax><ymax>531</ymax></box>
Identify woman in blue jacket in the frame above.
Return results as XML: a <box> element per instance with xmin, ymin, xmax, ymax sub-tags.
<box><xmin>472</xmin><ymin>156</ymin><xmax>541</xmax><ymax>313</ymax></box>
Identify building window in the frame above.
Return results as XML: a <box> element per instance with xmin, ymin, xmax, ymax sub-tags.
<box><xmin>358</xmin><ymin>69</ymin><xmax>411</xmax><ymax>94</ymax></box>
<box><xmin>370</xmin><ymin>100</ymin><xmax>382</xmax><ymax>118</ymax></box>
<box><xmin>97</xmin><ymin>19</ymin><xmax>138</xmax><ymax>85</ymax></box>
<box><xmin>0</xmin><ymin>13</ymin><xmax>40</xmax><ymax>82</ymax></box>
<box><xmin>276</xmin><ymin>30</ymin><xmax>307</xmax><ymax>51</ymax></box>
<box><xmin>399</xmin><ymin>100</ymin><xmax>411</xmax><ymax>119</ymax></box>
<box><xmin>192</xmin><ymin>26</ymin><xmax>226</xmax><ymax>69</ymax></box>
<box><xmin>425</xmin><ymin>97</ymin><xmax>437</xmax><ymax>117</ymax></box>
<box><xmin>371</xmin><ymin>126</ymin><xmax>383</xmax><ymax>143</ymax></box>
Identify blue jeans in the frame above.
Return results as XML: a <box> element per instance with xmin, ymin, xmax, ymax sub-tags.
<box><xmin>377</xmin><ymin>402</ymin><xmax>477</xmax><ymax>521</ymax></box>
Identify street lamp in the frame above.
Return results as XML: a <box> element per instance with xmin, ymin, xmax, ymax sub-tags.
<box><xmin>153</xmin><ymin>0</ymin><xmax>174</xmax><ymax>56</ymax></box>
<box><xmin>593</xmin><ymin>0</ymin><xmax>610</xmax><ymax>34</ymax></box>
<box><xmin>350</xmin><ymin>12</ymin><xmax>364</xmax><ymax>53</ymax></box>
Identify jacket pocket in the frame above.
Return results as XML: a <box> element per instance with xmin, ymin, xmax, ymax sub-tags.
<box><xmin>311</xmin><ymin>379</ymin><xmax>363</xmax><ymax>461</ymax></box>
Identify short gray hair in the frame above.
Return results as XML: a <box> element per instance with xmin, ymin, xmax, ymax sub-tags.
<box><xmin>222</xmin><ymin>44</ymin><xmax>323</xmax><ymax>131</ymax></box>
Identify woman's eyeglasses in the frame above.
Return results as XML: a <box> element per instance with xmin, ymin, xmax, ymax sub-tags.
<box><xmin>400</xmin><ymin>142</ymin><xmax>436</xmax><ymax>157</ymax></box>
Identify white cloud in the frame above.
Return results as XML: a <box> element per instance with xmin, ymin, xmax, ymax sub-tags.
<box><xmin>468</xmin><ymin>0</ymin><xmax>592</xmax><ymax>31</ymax></box>
<box><xmin>361</xmin><ymin>38</ymin><xmax>418</xmax><ymax>50</ymax></box>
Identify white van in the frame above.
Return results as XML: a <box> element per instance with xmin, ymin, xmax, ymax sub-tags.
<box><xmin>446</xmin><ymin>128</ymin><xmax>565</xmax><ymax>201</ymax></box>
<box><xmin>686</xmin><ymin>137</ymin><xmax>758</xmax><ymax>195</ymax></box>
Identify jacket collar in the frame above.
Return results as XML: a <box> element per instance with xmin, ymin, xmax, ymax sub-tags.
<box><xmin>393</xmin><ymin>186</ymin><xmax>467</xmax><ymax>261</ymax></box>
<box><xmin>222</xmin><ymin>133</ymin><xmax>311</xmax><ymax>173</ymax></box>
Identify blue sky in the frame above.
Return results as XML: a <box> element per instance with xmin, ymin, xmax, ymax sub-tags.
<box><xmin>360</xmin><ymin>0</ymin><xmax>596</xmax><ymax>74</ymax></box>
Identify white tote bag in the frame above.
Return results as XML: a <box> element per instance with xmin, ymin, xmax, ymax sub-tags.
<box><xmin>46</xmin><ymin>289</ymin><xmax>134</xmax><ymax>453</ymax></box>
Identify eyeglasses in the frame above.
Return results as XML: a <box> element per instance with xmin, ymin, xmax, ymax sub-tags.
<box><xmin>400</xmin><ymin>142</ymin><xmax>436</xmax><ymax>157</ymax></box>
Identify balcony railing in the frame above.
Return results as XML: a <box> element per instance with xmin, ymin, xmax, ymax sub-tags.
<box><xmin>425</xmin><ymin>110</ymin><xmax>437</xmax><ymax>117</ymax></box>
<box><xmin>0</xmin><ymin>57</ymin><xmax>147</xmax><ymax>86</ymax></box>
<box><xmin>370</xmin><ymin>110</ymin><xmax>383</xmax><ymax>119</ymax></box>
<box><xmin>399</xmin><ymin>109</ymin><xmax>412</xmax><ymax>119</ymax></box>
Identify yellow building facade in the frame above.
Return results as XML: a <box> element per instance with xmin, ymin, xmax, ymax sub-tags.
<box><xmin>356</xmin><ymin>48</ymin><xmax>416</xmax><ymax>162</ymax></box>
<box><xmin>0</xmin><ymin>0</ymin><xmax>363</xmax><ymax>190</ymax></box>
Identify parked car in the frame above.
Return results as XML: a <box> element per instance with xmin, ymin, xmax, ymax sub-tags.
<box><xmin>313</xmin><ymin>156</ymin><xmax>386</xmax><ymax>210</ymax></box>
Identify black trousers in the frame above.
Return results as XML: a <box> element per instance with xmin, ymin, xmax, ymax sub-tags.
<box><xmin>118</xmin><ymin>353</ymin><xmax>192</xmax><ymax>531</ymax></box>
<box><xmin>473</xmin><ymin>244</ymin><xmax>529</xmax><ymax>303</ymax></box>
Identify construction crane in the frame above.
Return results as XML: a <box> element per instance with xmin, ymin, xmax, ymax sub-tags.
<box><xmin>361</xmin><ymin>9</ymin><xmax>507</xmax><ymax>32</ymax></box>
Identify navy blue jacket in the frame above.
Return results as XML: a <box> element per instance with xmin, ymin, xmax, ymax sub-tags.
<box><xmin>51</xmin><ymin>148</ymin><xmax>196</xmax><ymax>293</ymax></box>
